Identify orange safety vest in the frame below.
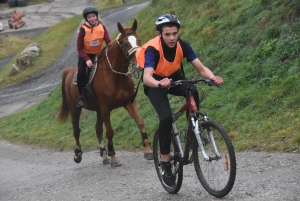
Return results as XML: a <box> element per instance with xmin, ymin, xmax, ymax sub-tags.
<box><xmin>136</xmin><ymin>36</ymin><xmax>184</xmax><ymax>77</ymax></box>
<box><xmin>82</xmin><ymin>23</ymin><xmax>105</xmax><ymax>54</ymax></box>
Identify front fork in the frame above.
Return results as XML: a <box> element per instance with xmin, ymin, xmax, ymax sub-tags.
<box><xmin>171</xmin><ymin>112</ymin><xmax>221</xmax><ymax>165</ymax></box>
<box><xmin>191</xmin><ymin>115</ymin><xmax>221</xmax><ymax>161</ymax></box>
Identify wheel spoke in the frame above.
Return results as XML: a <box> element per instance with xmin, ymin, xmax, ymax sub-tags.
<box><xmin>193</xmin><ymin>121</ymin><xmax>236</xmax><ymax>198</ymax></box>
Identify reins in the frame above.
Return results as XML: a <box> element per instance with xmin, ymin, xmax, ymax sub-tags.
<box><xmin>104</xmin><ymin>32</ymin><xmax>141</xmax><ymax>77</ymax></box>
<box><xmin>91</xmin><ymin>30</ymin><xmax>143</xmax><ymax>102</ymax></box>
<box><xmin>105</xmin><ymin>44</ymin><xmax>133</xmax><ymax>76</ymax></box>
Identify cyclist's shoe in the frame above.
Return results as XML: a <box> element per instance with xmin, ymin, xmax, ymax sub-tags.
<box><xmin>161</xmin><ymin>162</ymin><xmax>175</xmax><ymax>187</ymax></box>
<box><xmin>76</xmin><ymin>96</ymin><xmax>87</xmax><ymax>108</ymax></box>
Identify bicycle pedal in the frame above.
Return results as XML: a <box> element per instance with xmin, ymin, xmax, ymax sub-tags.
<box><xmin>174</xmin><ymin>161</ymin><xmax>180</xmax><ymax>174</ymax></box>
<box><xmin>170</xmin><ymin>152</ymin><xmax>175</xmax><ymax>161</ymax></box>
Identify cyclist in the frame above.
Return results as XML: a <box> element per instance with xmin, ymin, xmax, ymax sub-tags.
<box><xmin>136</xmin><ymin>14</ymin><xmax>223</xmax><ymax>187</ymax></box>
<box><xmin>76</xmin><ymin>6</ymin><xmax>111</xmax><ymax>108</ymax></box>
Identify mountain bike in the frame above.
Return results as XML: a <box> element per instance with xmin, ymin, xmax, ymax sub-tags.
<box><xmin>153</xmin><ymin>78</ymin><xmax>236</xmax><ymax>197</ymax></box>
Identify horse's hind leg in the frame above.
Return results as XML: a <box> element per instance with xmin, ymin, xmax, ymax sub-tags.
<box><xmin>124</xmin><ymin>101</ymin><xmax>153</xmax><ymax>160</ymax></box>
<box><xmin>95</xmin><ymin>111</ymin><xmax>111</xmax><ymax>165</ymax></box>
<box><xmin>70</xmin><ymin>109</ymin><xmax>83</xmax><ymax>163</ymax></box>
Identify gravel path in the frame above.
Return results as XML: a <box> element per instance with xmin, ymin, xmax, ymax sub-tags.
<box><xmin>0</xmin><ymin>140</ymin><xmax>299</xmax><ymax>201</ymax></box>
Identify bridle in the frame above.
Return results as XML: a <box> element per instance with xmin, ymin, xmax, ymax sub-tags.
<box><xmin>117</xmin><ymin>32</ymin><xmax>141</xmax><ymax>59</ymax></box>
<box><xmin>105</xmin><ymin>32</ymin><xmax>141</xmax><ymax>77</ymax></box>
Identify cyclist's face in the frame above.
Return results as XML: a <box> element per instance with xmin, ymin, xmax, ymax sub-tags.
<box><xmin>159</xmin><ymin>26</ymin><xmax>179</xmax><ymax>48</ymax></box>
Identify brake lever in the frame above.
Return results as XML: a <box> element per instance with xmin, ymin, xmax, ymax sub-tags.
<box><xmin>204</xmin><ymin>80</ymin><xmax>221</xmax><ymax>88</ymax></box>
<box><xmin>168</xmin><ymin>80</ymin><xmax>181</xmax><ymax>90</ymax></box>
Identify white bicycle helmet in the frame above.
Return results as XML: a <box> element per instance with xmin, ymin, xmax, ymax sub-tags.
<box><xmin>155</xmin><ymin>14</ymin><xmax>181</xmax><ymax>31</ymax></box>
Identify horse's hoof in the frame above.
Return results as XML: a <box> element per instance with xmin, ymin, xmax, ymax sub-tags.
<box><xmin>103</xmin><ymin>158</ymin><xmax>111</xmax><ymax>165</ymax></box>
<box><xmin>144</xmin><ymin>152</ymin><xmax>154</xmax><ymax>160</ymax></box>
<box><xmin>74</xmin><ymin>147</ymin><xmax>83</xmax><ymax>163</ymax></box>
<box><xmin>111</xmin><ymin>160</ymin><xmax>122</xmax><ymax>168</ymax></box>
<box><xmin>74</xmin><ymin>155</ymin><xmax>82</xmax><ymax>163</ymax></box>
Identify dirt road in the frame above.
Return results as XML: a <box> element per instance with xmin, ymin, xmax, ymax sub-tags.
<box><xmin>1</xmin><ymin>140</ymin><xmax>299</xmax><ymax>201</ymax></box>
<box><xmin>0</xmin><ymin>1</ymin><xmax>299</xmax><ymax>201</ymax></box>
<box><xmin>0</xmin><ymin>0</ymin><xmax>92</xmax><ymax>33</ymax></box>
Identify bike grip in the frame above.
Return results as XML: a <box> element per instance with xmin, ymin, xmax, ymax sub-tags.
<box><xmin>171</xmin><ymin>80</ymin><xmax>181</xmax><ymax>85</ymax></box>
<box><xmin>205</xmin><ymin>79</ymin><xmax>215</xmax><ymax>86</ymax></box>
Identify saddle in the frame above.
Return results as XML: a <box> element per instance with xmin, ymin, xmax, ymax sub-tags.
<box><xmin>73</xmin><ymin>58</ymin><xmax>98</xmax><ymax>99</ymax></box>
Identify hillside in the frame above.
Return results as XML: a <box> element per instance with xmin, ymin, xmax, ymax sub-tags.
<box><xmin>0</xmin><ymin>0</ymin><xmax>299</xmax><ymax>152</ymax></box>
<box><xmin>133</xmin><ymin>0</ymin><xmax>300</xmax><ymax>152</ymax></box>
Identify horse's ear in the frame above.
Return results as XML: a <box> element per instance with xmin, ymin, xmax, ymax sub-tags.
<box><xmin>132</xmin><ymin>19</ymin><xmax>137</xmax><ymax>32</ymax></box>
<box><xmin>117</xmin><ymin>22</ymin><xmax>125</xmax><ymax>34</ymax></box>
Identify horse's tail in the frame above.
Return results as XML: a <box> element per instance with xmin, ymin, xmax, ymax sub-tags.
<box><xmin>57</xmin><ymin>69</ymin><xmax>70</xmax><ymax>124</ymax></box>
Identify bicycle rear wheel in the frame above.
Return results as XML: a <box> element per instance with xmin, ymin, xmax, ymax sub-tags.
<box><xmin>153</xmin><ymin>129</ymin><xmax>183</xmax><ymax>194</ymax></box>
<box><xmin>193</xmin><ymin>120</ymin><xmax>236</xmax><ymax>198</ymax></box>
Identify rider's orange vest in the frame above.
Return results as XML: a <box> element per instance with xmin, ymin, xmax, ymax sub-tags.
<box><xmin>136</xmin><ymin>36</ymin><xmax>184</xmax><ymax>77</ymax></box>
<box><xmin>82</xmin><ymin>23</ymin><xmax>104</xmax><ymax>54</ymax></box>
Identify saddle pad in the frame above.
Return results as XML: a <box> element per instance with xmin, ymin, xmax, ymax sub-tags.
<box><xmin>73</xmin><ymin>61</ymin><xmax>97</xmax><ymax>85</ymax></box>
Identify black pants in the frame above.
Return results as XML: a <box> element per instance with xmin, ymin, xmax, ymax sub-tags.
<box><xmin>144</xmin><ymin>70</ymin><xmax>199</xmax><ymax>154</ymax></box>
<box><xmin>77</xmin><ymin>54</ymin><xmax>96</xmax><ymax>95</ymax></box>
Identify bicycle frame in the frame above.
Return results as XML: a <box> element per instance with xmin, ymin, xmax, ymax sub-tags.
<box><xmin>154</xmin><ymin>79</ymin><xmax>236</xmax><ymax>196</ymax></box>
<box><xmin>171</xmin><ymin>85</ymin><xmax>220</xmax><ymax>161</ymax></box>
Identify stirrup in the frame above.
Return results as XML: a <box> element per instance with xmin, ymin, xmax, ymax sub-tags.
<box><xmin>76</xmin><ymin>96</ymin><xmax>87</xmax><ymax>108</ymax></box>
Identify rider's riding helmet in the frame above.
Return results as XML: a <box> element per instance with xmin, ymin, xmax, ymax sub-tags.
<box><xmin>83</xmin><ymin>6</ymin><xmax>98</xmax><ymax>21</ymax></box>
<box><xmin>155</xmin><ymin>14</ymin><xmax>181</xmax><ymax>32</ymax></box>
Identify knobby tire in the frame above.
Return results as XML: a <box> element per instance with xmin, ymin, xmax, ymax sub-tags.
<box><xmin>153</xmin><ymin>129</ymin><xmax>183</xmax><ymax>194</ymax></box>
<box><xmin>193</xmin><ymin>120</ymin><xmax>236</xmax><ymax>198</ymax></box>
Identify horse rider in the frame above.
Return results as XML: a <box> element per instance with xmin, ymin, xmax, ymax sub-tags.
<box><xmin>136</xmin><ymin>14</ymin><xmax>223</xmax><ymax>187</ymax></box>
<box><xmin>76</xmin><ymin>6</ymin><xmax>111</xmax><ymax>108</ymax></box>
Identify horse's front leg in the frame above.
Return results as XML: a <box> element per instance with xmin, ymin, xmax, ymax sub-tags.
<box><xmin>124</xmin><ymin>101</ymin><xmax>153</xmax><ymax>160</ymax></box>
<box><xmin>70</xmin><ymin>109</ymin><xmax>83</xmax><ymax>163</ymax></box>
<box><xmin>101</xmin><ymin>107</ymin><xmax>122</xmax><ymax>168</ymax></box>
<box><xmin>95</xmin><ymin>111</ymin><xmax>111</xmax><ymax>165</ymax></box>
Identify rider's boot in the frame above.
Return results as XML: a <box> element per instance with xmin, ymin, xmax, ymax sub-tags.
<box><xmin>76</xmin><ymin>86</ymin><xmax>87</xmax><ymax>108</ymax></box>
<box><xmin>76</xmin><ymin>95</ymin><xmax>87</xmax><ymax>108</ymax></box>
<box><xmin>161</xmin><ymin>161</ymin><xmax>175</xmax><ymax>187</ymax></box>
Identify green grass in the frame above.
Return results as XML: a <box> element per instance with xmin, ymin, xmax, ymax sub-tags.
<box><xmin>0</xmin><ymin>0</ymin><xmax>300</xmax><ymax>153</ymax></box>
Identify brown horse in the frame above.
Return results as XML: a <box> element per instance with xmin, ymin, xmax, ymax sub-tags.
<box><xmin>57</xmin><ymin>20</ymin><xmax>153</xmax><ymax>167</ymax></box>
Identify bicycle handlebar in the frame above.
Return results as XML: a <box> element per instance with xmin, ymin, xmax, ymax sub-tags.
<box><xmin>171</xmin><ymin>78</ymin><xmax>220</xmax><ymax>87</ymax></box>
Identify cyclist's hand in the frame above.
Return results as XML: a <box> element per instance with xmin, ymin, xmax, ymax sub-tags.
<box><xmin>159</xmin><ymin>78</ymin><xmax>172</xmax><ymax>88</ymax></box>
<box><xmin>210</xmin><ymin>76</ymin><xmax>223</xmax><ymax>85</ymax></box>
<box><xmin>86</xmin><ymin>60</ymin><xmax>94</xmax><ymax>68</ymax></box>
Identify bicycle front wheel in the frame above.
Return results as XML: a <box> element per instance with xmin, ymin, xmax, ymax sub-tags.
<box><xmin>153</xmin><ymin>129</ymin><xmax>183</xmax><ymax>194</ymax></box>
<box><xmin>193</xmin><ymin>120</ymin><xmax>236</xmax><ymax>198</ymax></box>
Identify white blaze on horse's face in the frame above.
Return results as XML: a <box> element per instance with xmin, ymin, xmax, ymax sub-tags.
<box><xmin>128</xmin><ymin>35</ymin><xmax>138</xmax><ymax>48</ymax></box>
<box><xmin>127</xmin><ymin>35</ymin><xmax>140</xmax><ymax>56</ymax></box>
<box><xmin>117</xmin><ymin>33</ymin><xmax>140</xmax><ymax>57</ymax></box>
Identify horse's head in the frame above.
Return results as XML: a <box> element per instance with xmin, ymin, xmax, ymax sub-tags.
<box><xmin>116</xmin><ymin>19</ymin><xmax>141</xmax><ymax>62</ymax></box>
